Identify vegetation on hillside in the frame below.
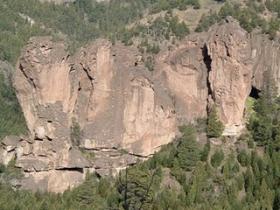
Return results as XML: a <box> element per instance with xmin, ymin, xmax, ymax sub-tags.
<box><xmin>0</xmin><ymin>0</ymin><xmax>201</xmax><ymax>64</ymax></box>
<box><xmin>207</xmin><ymin>106</ymin><xmax>224</xmax><ymax>138</ymax></box>
<box><xmin>196</xmin><ymin>0</ymin><xmax>280</xmax><ymax>40</ymax></box>
<box><xmin>0</xmin><ymin>1</ymin><xmax>280</xmax><ymax>209</ymax></box>
<box><xmin>0</xmin><ymin>73</ymin><xmax>27</xmax><ymax>139</ymax></box>
<box><xmin>2</xmin><ymin>0</ymin><xmax>280</xmax><ymax>64</ymax></box>
<box><xmin>0</xmin><ymin>82</ymin><xmax>280</xmax><ymax>209</ymax></box>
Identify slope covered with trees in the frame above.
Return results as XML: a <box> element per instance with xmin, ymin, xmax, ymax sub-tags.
<box><xmin>0</xmin><ymin>0</ymin><xmax>202</xmax><ymax>64</ymax></box>
<box><xmin>0</xmin><ymin>1</ymin><xmax>280</xmax><ymax>209</ymax></box>
<box><xmin>0</xmin><ymin>85</ymin><xmax>280</xmax><ymax>209</ymax></box>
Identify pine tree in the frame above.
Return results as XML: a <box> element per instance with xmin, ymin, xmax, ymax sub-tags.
<box><xmin>177</xmin><ymin>125</ymin><xmax>201</xmax><ymax>171</ymax></box>
<box><xmin>207</xmin><ymin>106</ymin><xmax>224</xmax><ymax>138</ymax></box>
<box><xmin>259</xmin><ymin>179</ymin><xmax>274</xmax><ymax>210</ymax></box>
<box><xmin>200</xmin><ymin>140</ymin><xmax>210</xmax><ymax>162</ymax></box>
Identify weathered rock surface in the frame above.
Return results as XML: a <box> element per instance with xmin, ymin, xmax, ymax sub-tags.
<box><xmin>205</xmin><ymin>18</ymin><xmax>280</xmax><ymax>134</ymax></box>
<box><xmin>39</xmin><ymin>0</ymin><xmax>75</xmax><ymax>4</ymax></box>
<box><xmin>6</xmin><ymin>17</ymin><xmax>280</xmax><ymax>192</ymax></box>
<box><xmin>13</xmin><ymin>37</ymin><xmax>179</xmax><ymax>192</ymax></box>
<box><xmin>206</xmin><ymin>19</ymin><xmax>253</xmax><ymax>134</ymax></box>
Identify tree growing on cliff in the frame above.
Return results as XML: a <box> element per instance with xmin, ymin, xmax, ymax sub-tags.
<box><xmin>207</xmin><ymin>106</ymin><xmax>224</xmax><ymax>138</ymax></box>
<box><xmin>70</xmin><ymin>118</ymin><xmax>82</xmax><ymax>147</ymax></box>
<box><xmin>176</xmin><ymin>125</ymin><xmax>201</xmax><ymax>171</ymax></box>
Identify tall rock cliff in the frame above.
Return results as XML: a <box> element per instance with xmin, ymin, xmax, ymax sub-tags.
<box><xmin>5</xmin><ymin>18</ymin><xmax>280</xmax><ymax>192</ymax></box>
<box><xmin>205</xmin><ymin>20</ymin><xmax>254</xmax><ymax>135</ymax></box>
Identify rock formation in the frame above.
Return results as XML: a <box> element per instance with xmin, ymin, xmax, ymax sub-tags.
<box><xmin>13</xmin><ymin>37</ymin><xmax>179</xmax><ymax>192</ymax></box>
<box><xmin>4</xmin><ymin>17</ymin><xmax>280</xmax><ymax>192</ymax></box>
<box><xmin>39</xmin><ymin>0</ymin><xmax>75</xmax><ymax>4</ymax></box>
<box><xmin>206</xmin><ymin>19</ymin><xmax>254</xmax><ymax>135</ymax></box>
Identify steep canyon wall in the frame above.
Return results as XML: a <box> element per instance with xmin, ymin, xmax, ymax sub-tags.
<box><xmin>1</xmin><ymin>18</ymin><xmax>280</xmax><ymax>192</ymax></box>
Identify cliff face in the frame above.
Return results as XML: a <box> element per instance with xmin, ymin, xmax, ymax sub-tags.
<box><xmin>39</xmin><ymin>0</ymin><xmax>75</xmax><ymax>4</ymax></box>
<box><xmin>206</xmin><ymin>20</ymin><xmax>254</xmax><ymax>135</ymax></box>
<box><xmin>6</xmin><ymin>18</ymin><xmax>280</xmax><ymax>192</ymax></box>
<box><xmin>13</xmin><ymin>38</ymin><xmax>179</xmax><ymax>192</ymax></box>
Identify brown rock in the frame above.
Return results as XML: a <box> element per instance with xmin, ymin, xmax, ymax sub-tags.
<box><xmin>21</xmin><ymin>169</ymin><xmax>85</xmax><ymax>193</ymax></box>
<box><xmin>206</xmin><ymin>19</ymin><xmax>253</xmax><ymax>134</ymax></box>
<box><xmin>12</xmin><ymin>18</ymin><xmax>280</xmax><ymax>192</ymax></box>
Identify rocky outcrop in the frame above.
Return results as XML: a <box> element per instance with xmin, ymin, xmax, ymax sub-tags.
<box><xmin>205</xmin><ymin>19</ymin><xmax>254</xmax><ymax>135</ymax></box>
<box><xmin>205</xmin><ymin>18</ymin><xmax>280</xmax><ymax>134</ymax></box>
<box><xmin>13</xmin><ymin>37</ymin><xmax>179</xmax><ymax>192</ymax></box>
<box><xmin>0</xmin><ymin>136</ymin><xmax>22</xmax><ymax>165</ymax></box>
<box><xmin>39</xmin><ymin>0</ymin><xmax>75</xmax><ymax>4</ymax></box>
<box><xmin>7</xmin><ymin>17</ymin><xmax>280</xmax><ymax>192</ymax></box>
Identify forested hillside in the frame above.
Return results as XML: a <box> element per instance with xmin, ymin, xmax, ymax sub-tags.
<box><xmin>2</xmin><ymin>0</ymin><xmax>280</xmax><ymax>64</ymax></box>
<box><xmin>1</xmin><ymin>0</ymin><xmax>280</xmax><ymax>209</ymax></box>
<box><xmin>0</xmin><ymin>86</ymin><xmax>279</xmax><ymax>209</ymax></box>
<box><xmin>0</xmin><ymin>0</ymin><xmax>202</xmax><ymax>64</ymax></box>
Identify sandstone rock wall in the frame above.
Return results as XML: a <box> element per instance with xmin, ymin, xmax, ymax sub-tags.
<box><xmin>39</xmin><ymin>0</ymin><xmax>75</xmax><ymax>4</ymax></box>
<box><xmin>206</xmin><ymin>19</ymin><xmax>253</xmax><ymax>135</ymax></box>
<box><xmin>8</xmin><ymin>18</ymin><xmax>280</xmax><ymax>192</ymax></box>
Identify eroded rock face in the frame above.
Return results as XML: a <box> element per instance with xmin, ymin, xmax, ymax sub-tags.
<box><xmin>206</xmin><ymin>19</ymin><xmax>253</xmax><ymax>134</ymax></box>
<box><xmin>156</xmin><ymin>35</ymin><xmax>209</xmax><ymax>124</ymax></box>
<box><xmin>10</xmin><ymin>18</ymin><xmax>280</xmax><ymax>192</ymax></box>
<box><xmin>39</xmin><ymin>0</ymin><xmax>75</xmax><ymax>4</ymax></box>
<box><xmin>13</xmin><ymin>37</ymin><xmax>179</xmax><ymax>192</ymax></box>
<box><xmin>250</xmin><ymin>35</ymin><xmax>280</xmax><ymax>93</ymax></box>
<box><xmin>12</xmin><ymin>34</ymin><xmax>211</xmax><ymax>192</ymax></box>
<box><xmin>205</xmin><ymin>18</ymin><xmax>280</xmax><ymax>134</ymax></box>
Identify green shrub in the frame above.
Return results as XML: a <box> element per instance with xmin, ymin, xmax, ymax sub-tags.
<box><xmin>237</xmin><ymin>150</ymin><xmax>250</xmax><ymax>167</ymax></box>
<box><xmin>211</xmin><ymin>150</ymin><xmax>224</xmax><ymax>168</ymax></box>
<box><xmin>70</xmin><ymin>118</ymin><xmax>82</xmax><ymax>147</ymax></box>
<box><xmin>200</xmin><ymin>140</ymin><xmax>210</xmax><ymax>162</ymax></box>
<box><xmin>146</xmin><ymin>43</ymin><xmax>160</xmax><ymax>54</ymax></box>
<box><xmin>145</xmin><ymin>56</ymin><xmax>155</xmax><ymax>71</ymax></box>
<box><xmin>222</xmin><ymin>155</ymin><xmax>239</xmax><ymax>179</ymax></box>
<box><xmin>0</xmin><ymin>73</ymin><xmax>27</xmax><ymax>140</ymax></box>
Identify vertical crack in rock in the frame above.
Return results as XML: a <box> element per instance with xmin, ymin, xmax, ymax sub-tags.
<box><xmin>81</xmin><ymin>64</ymin><xmax>95</xmax><ymax>86</ymax></box>
<box><xmin>202</xmin><ymin>44</ymin><xmax>213</xmax><ymax>99</ymax></box>
<box><xmin>80</xmin><ymin>63</ymin><xmax>95</xmax><ymax>119</ymax></box>
<box><xmin>19</xmin><ymin>63</ymin><xmax>36</xmax><ymax>89</ymax></box>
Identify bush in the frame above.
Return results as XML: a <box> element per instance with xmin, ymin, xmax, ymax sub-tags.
<box><xmin>237</xmin><ymin>150</ymin><xmax>250</xmax><ymax>167</ymax></box>
<box><xmin>211</xmin><ymin>150</ymin><xmax>224</xmax><ymax>168</ymax></box>
<box><xmin>170</xmin><ymin>166</ymin><xmax>186</xmax><ymax>185</ymax></box>
<box><xmin>222</xmin><ymin>155</ymin><xmax>239</xmax><ymax>179</ymax></box>
<box><xmin>70</xmin><ymin>118</ymin><xmax>82</xmax><ymax>147</ymax></box>
<box><xmin>169</xmin><ymin>17</ymin><xmax>189</xmax><ymax>39</ymax></box>
<box><xmin>195</xmin><ymin>12</ymin><xmax>220</xmax><ymax>32</ymax></box>
<box><xmin>200</xmin><ymin>140</ymin><xmax>210</xmax><ymax>162</ymax></box>
<box><xmin>145</xmin><ymin>56</ymin><xmax>155</xmax><ymax>71</ymax></box>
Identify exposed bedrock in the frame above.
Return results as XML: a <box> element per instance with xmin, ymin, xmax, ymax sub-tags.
<box><xmin>8</xmin><ymin>17</ymin><xmax>280</xmax><ymax>192</ymax></box>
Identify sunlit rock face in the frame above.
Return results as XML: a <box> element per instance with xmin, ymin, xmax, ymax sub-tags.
<box><xmin>39</xmin><ymin>0</ymin><xmax>75</xmax><ymax>4</ymax></box>
<box><xmin>206</xmin><ymin>19</ymin><xmax>253</xmax><ymax>134</ymax></box>
<box><xmin>10</xmin><ymin>18</ymin><xmax>280</xmax><ymax>192</ymax></box>
<box><xmin>13</xmin><ymin>37</ymin><xmax>177</xmax><ymax>192</ymax></box>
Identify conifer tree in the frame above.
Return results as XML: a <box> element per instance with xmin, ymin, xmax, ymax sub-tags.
<box><xmin>207</xmin><ymin>106</ymin><xmax>224</xmax><ymax>138</ymax></box>
<box><xmin>177</xmin><ymin>125</ymin><xmax>201</xmax><ymax>171</ymax></box>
